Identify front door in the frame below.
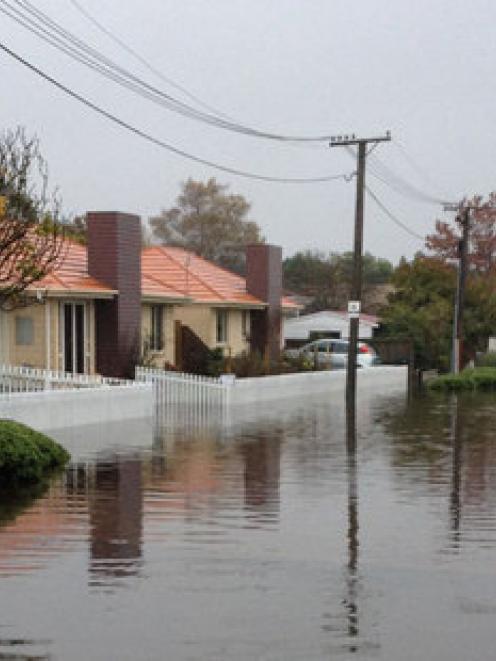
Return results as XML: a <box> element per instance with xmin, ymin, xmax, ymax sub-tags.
<box><xmin>63</xmin><ymin>302</ymin><xmax>86</xmax><ymax>374</ymax></box>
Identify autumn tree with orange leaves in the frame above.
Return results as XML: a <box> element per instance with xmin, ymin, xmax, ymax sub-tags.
<box><xmin>425</xmin><ymin>193</ymin><xmax>496</xmax><ymax>272</ymax></box>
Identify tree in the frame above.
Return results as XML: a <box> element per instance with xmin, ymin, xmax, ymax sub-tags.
<box><xmin>62</xmin><ymin>214</ymin><xmax>87</xmax><ymax>244</ymax></box>
<box><xmin>379</xmin><ymin>257</ymin><xmax>455</xmax><ymax>370</ymax></box>
<box><xmin>283</xmin><ymin>250</ymin><xmax>393</xmax><ymax>312</ymax></box>
<box><xmin>425</xmin><ymin>193</ymin><xmax>496</xmax><ymax>272</ymax></box>
<box><xmin>0</xmin><ymin>127</ymin><xmax>65</xmax><ymax>310</ymax></box>
<box><xmin>149</xmin><ymin>178</ymin><xmax>264</xmax><ymax>273</ymax></box>
<box><xmin>379</xmin><ymin>255</ymin><xmax>496</xmax><ymax>370</ymax></box>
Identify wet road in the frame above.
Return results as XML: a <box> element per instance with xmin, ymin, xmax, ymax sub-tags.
<box><xmin>1</xmin><ymin>390</ymin><xmax>496</xmax><ymax>660</ymax></box>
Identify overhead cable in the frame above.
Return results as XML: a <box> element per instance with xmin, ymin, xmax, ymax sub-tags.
<box><xmin>393</xmin><ymin>140</ymin><xmax>453</xmax><ymax>198</ymax></box>
<box><xmin>343</xmin><ymin>141</ymin><xmax>455</xmax><ymax>206</ymax></box>
<box><xmin>369</xmin><ymin>152</ymin><xmax>454</xmax><ymax>206</ymax></box>
<box><xmin>366</xmin><ymin>187</ymin><xmax>425</xmax><ymax>241</ymax></box>
<box><xmin>67</xmin><ymin>0</ymin><xmax>236</xmax><ymax>122</ymax></box>
<box><xmin>2</xmin><ymin>0</ymin><xmax>339</xmax><ymax>144</ymax></box>
<box><xmin>0</xmin><ymin>40</ymin><xmax>353</xmax><ymax>184</ymax></box>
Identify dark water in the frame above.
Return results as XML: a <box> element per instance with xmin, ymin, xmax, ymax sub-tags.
<box><xmin>1</xmin><ymin>391</ymin><xmax>496</xmax><ymax>660</ymax></box>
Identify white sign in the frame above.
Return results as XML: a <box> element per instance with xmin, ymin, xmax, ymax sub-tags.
<box><xmin>348</xmin><ymin>300</ymin><xmax>361</xmax><ymax>319</ymax></box>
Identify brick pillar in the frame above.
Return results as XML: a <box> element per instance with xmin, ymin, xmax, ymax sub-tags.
<box><xmin>246</xmin><ymin>244</ymin><xmax>282</xmax><ymax>361</ymax></box>
<box><xmin>87</xmin><ymin>212</ymin><xmax>141</xmax><ymax>378</ymax></box>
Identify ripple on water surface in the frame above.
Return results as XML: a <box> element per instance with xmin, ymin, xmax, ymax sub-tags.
<box><xmin>1</xmin><ymin>391</ymin><xmax>496</xmax><ymax>660</ymax></box>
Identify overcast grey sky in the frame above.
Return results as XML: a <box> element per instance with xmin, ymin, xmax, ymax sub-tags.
<box><xmin>1</xmin><ymin>0</ymin><xmax>495</xmax><ymax>263</ymax></box>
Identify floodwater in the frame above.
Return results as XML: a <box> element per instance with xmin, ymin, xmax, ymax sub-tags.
<box><xmin>1</xmin><ymin>390</ymin><xmax>496</xmax><ymax>660</ymax></box>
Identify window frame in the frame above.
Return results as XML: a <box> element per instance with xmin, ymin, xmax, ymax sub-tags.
<box><xmin>150</xmin><ymin>305</ymin><xmax>165</xmax><ymax>352</ymax></box>
<box><xmin>241</xmin><ymin>309</ymin><xmax>250</xmax><ymax>340</ymax></box>
<box><xmin>216</xmin><ymin>309</ymin><xmax>229</xmax><ymax>345</ymax></box>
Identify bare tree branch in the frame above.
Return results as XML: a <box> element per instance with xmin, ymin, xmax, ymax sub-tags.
<box><xmin>0</xmin><ymin>127</ymin><xmax>66</xmax><ymax>310</ymax></box>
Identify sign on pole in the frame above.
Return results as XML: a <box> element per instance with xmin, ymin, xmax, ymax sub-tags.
<box><xmin>348</xmin><ymin>300</ymin><xmax>361</xmax><ymax>319</ymax></box>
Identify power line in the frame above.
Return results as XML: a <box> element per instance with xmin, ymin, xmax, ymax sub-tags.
<box><xmin>2</xmin><ymin>0</ymin><xmax>340</xmax><ymax>145</ymax></box>
<box><xmin>343</xmin><ymin>138</ymin><xmax>455</xmax><ymax>206</ymax></box>
<box><xmin>369</xmin><ymin>153</ymin><xmax>453</xmax><ymax>205</ymax></box>
<box><xmin>67</xmin><ymin>0</ymin><xmax>236</xmax><ymax>122</ymax></box>
<box><xmin>0</xmin><ymin>40</ymin><xmax>353</xmax><ymax>184</ymax></box>
<box><xmin>393</xmin><ymin>140</ymin><xmax>454</xmax><ymax>201</ymax></box>
<box><xmin>366</xmin><ymin>187</ymin><xmax>425</xmax><ymax>241</ymax></box>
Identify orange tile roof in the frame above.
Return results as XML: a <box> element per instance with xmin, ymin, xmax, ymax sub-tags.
<box><xmin>26</xmin><ymin>241</ymin><xmax>297</xmax><ymax>308</ymax></box>
<box><xmin>31</xmin><ymin>240</ymin><xmax>115</xmax><ymax>297</ymax></box>
<box><xmin>141</xmin><ymin>246</ymin><xmax>266</xmax><ymax>307</ymax></box>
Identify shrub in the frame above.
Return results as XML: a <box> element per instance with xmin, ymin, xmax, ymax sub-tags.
<box><xmin>0</xmin><ymin>420</ymin><xmax>69</xmax><ymax>484</ymax></box>
<box><xmin>476</xmin><ymin>351</ymin><xmax>496</xmax><ymax>368</ymax></box>
<box><xmin>206</xmin><ymin>348</ymin><xmax>225</xmax><ymax>377</ymax></box>
<box><xmin>428</xmin><ymin>367</ymin><xmax>496</xmax><ymax>391</ymax></box>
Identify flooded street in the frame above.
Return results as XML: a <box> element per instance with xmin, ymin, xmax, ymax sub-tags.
<box><xmin>1</xmin><ymin>390</ymin><xmax>496</xmax><ymax>660</ymax></box>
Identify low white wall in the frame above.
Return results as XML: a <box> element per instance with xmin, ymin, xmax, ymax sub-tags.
<box><xmin>0</xmin><ymin>384</ymin><xmax>153</xmax><ymax>432</ymax></box>
<box><xmin>229</xmin><ymin>365</ymin><xmax>407</xmax><ymax>405</ymax></box>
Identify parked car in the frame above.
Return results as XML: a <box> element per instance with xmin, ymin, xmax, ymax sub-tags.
<box><xmin>287</xmin><ymin>339</ymin><xmax>379</xmax><ymax>369</ymax></box>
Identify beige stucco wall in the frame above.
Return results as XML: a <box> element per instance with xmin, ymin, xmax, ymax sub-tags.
<box><xmin>2</xmin><ymin>298</ymin><xmax>96</xmax><ymax>374</ymax></box>
<box><xmin>141</xmin><ymin>303</ymin><xmax>175</xmax><ymax>367</ymax></box>
<box><xmin>7</xmin><ymin>301</ymin><xmax>50</xmax><ymax>369</ymax></box>
<box><xmin>173</xmin><ymin>304</ymin><xmax>250</xmax><ymax>356</ymax></box>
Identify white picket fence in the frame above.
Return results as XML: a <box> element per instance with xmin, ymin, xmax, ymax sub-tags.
<box><xmin>0</xmin><ymin>364</ymin><xmax>152</xmax><ymax>431</ymax></box>
<box><xmin>136</xmin><ymin>366</ymin><xmax>230</xmax><ymax>408</ymax></box>
<box><xmin>0</xmin><ymin>364</ymin><xmax>134</xmax><ymax>395</ymax></box>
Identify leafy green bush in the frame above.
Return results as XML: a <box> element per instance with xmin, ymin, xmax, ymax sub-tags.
<box><xmin>0</xmin><ymin>420</ymin><xmax>69</xmax><ymax>484</ymax></box>
<box><xmin>428</xmin><ymin>367</ymin><xmax>496</xmax><ymax>391</ymax></box>
<box><xmin>476</xmin><ymin>352</ymin><xmax>496</xmax><ymax>368</ymax></box>
<box><xmin>206</xmin><ymin>348</ymin><xmax>225</xmax><ymax>377</ymax></box>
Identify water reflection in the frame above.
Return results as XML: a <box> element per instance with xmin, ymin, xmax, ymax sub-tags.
<box><xmin>449</xmin><ymin>396</ymin><xmax>462</xmax><ymax>544</ymax></box>
<box><xmin>241</xmin><ymin>433</ymin><xmax>281</xmax><ymax>521</ymax></box>
<box><xmin>0</xmin><ymin>629</ymin><xmax>51</xmax><ymax>661</ymax></box>
<box><xmin>345</xmin><ymin>408</ymin><xmax>359</xmax><ymax>650</ymax></box>
<box><xmin>2</xmin><ymin>392</ymin><xmax>496</xmax><ymax>659</ymax></box>
<box><xmin>88</xmin><ymin>458</ymin><xmax>143</xmax><ymax>585</ymax></box>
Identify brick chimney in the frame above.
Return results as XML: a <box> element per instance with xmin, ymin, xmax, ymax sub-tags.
<box><xmin>246</xmin><ymin>244</ymin><xmax>282</xmax><ymax>361</ymax></box>
<box><xmin>87</xmin><ymin>212</ymin><xmax>141</xmax><ymax>378</ymax></box>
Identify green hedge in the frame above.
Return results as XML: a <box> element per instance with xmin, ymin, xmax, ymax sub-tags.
<box><xmin>0</xmin><ymin>420</ymin><xmax>70</xmax><ymax>484</ymax></box>
<box><xmin>428</xmin><ymin>367</ymin><xmax>496</xmax><ymax>392</ymax></box>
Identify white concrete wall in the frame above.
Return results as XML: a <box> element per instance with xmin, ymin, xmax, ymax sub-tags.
<box><xmin>229</xmin><ymin>365</ymin><xmax>407</xmax><ymax>405</ymax></box>
<box><xmin>284</xmin><ymin>311</ymin><xmax>377</xmax><ymax>341</ymax></box>
<box><xmin>0</xmin><ymin>384</ymin><xmax>153</xmax><ymax>432</ymax></box>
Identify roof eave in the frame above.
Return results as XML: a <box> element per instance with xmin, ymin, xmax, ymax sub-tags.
<box><xmin>43</xmin><ymin>288</ymin><xmax>117</xmax><ymax>300</ymax></box>
<box><xmin>142</xmin><ymin>294</ymin><xmax>193</xmax><ymax>305</ymax></box>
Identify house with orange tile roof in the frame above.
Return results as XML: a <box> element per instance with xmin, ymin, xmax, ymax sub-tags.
<box><xmin>142</xmin><ymin>246</ymin><xmax>296</xmax><ymax>362</ymax></box>
<box><xmin>0</xmin><ymin>212</ymin><xmax>296</xmax><ymax>376</ymax></box>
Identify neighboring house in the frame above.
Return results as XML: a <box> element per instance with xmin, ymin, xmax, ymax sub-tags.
<box><xmin>0</xmin><ymin>212</ymin><xmax>296</xmax><ymax>377</ymax></box>
<box><xmin>142</xmin><ymin>246</ymin><xmax>289</xmax><ymax>359</ymax></box>
<box><xmin>283</xmin><ymin>310</ymin><xmax>379</xmax><ymax>348</ymax></box>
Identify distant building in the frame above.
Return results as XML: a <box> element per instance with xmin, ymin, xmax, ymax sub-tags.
<box><xmin>283</xmin><ymin>310</ymin><xmax>379</xmax><ymax>348</ymax></box>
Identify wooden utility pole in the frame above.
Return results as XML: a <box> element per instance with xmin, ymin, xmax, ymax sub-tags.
<box><xmin>445</xmin><ymin>204</ymin><xmax>471</xmax><ymax>373</ymax></box>
<box><xmin>330</xmin><ymin>132</ymin><xmax>391</xmax><ymax>410</ymax></box>
<box><xmin>454</xmin><ymin>207</ymin><xmax>470</xmax><ymax>373</ymax></box>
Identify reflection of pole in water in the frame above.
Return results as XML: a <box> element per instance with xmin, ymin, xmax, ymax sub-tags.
<box><xmin>241</xmin><ymin>434</ymin><xmax>281</xmax><ymax>518</ymax></box>
<box><xmin>345</xmin><ymin>406</ymin><xmax>359</xmax><ymax>646</ymax></box>
<box><xmin>89</xmin><ymin>457</ymin><xmax>143</xmax><ymax>583</ymax></box>
<box><xmin>449</xmin><ymin>395</ymin><xmax>462</xmax><ymax>543</ymax></box>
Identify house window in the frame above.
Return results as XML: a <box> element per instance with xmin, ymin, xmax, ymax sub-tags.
<box><xmin>242</xmin><ymin>310</ymin><xmax>250</xmax><ymax>340</ymax></box>
<box><xmin>15</xmin><ymin>316</ymin><xmax>34</xmax><ymax>346</ymax></box>
<box><xmin>216</xmin><ymin>309</ymin><xmax>228</xmax><ymax>344</ymax></box>
<box><xmin>150</xmin><ymin>305</ymin><xmax>164</xmax><ymax>351</ymax></box>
